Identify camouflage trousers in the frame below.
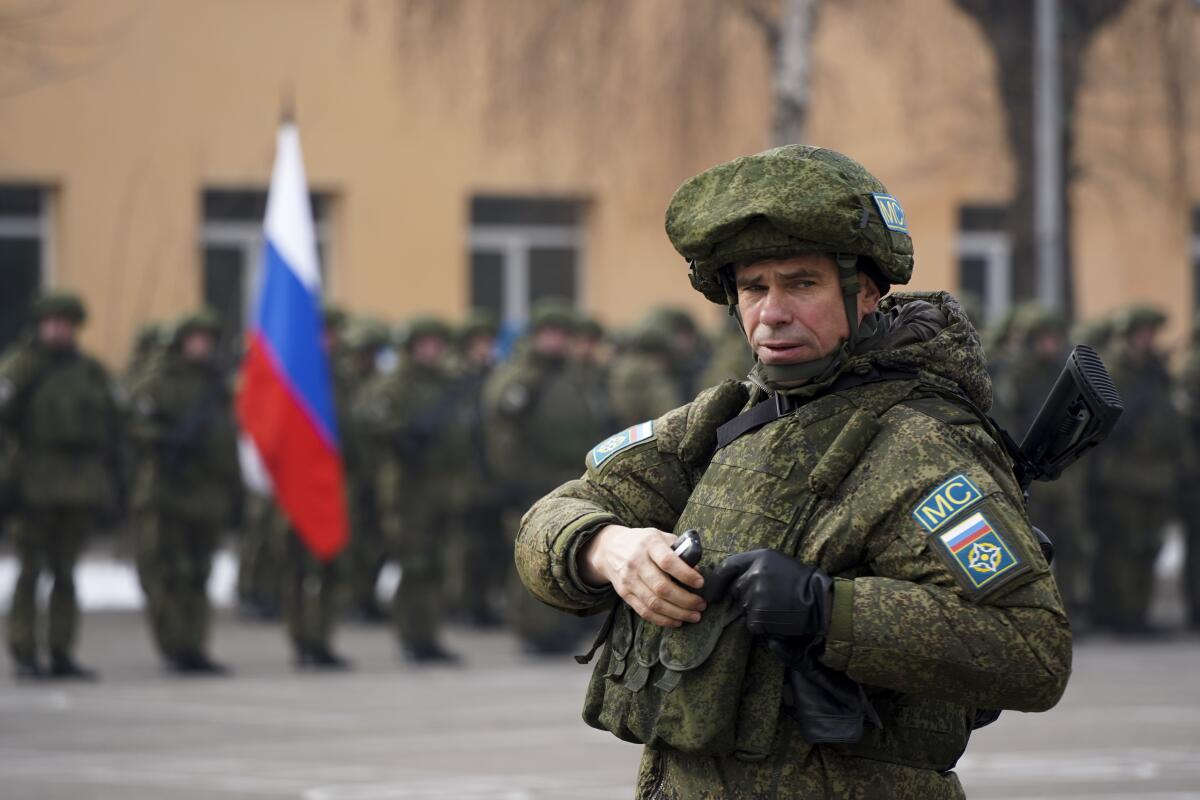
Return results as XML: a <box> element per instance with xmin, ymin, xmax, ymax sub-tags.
<box><xmin>6</xmin><ymin>507</ymin><xmax>91</xmax><ymax>661</ymax></box>
<box><xmin>340</xmin><ymin>508</ymin><xmax>385</xmax><ymax>617</ymax></box>
<box><xmin>442</xmin><ymin>499</ymin><xmax>506</xmax><ymax>621</ymax></box>
<box><xmin>136</xmin><ymin>511</ymin><xmax>218</xmax><ymax>660</ymax></box>
<box><xmin>636</xmin><ymin>714</ymin><xmax>966</xmax><ymax>800</ymax></box>
<box><xmin>1090</xmin><ymin>490</ymin><xmax>1168</xmax><ymax>632</ymax></box>
<box><xmin>281</xmin><ymin>533</ymin><xmax>338</xmax><ymax>653</ymax></box>
<box><xmin>236</xmin><ymin>493</ymin><xmax>282</xmax><ymax>616</ymax></box>
<box><xmin>389</xmin><ymin>498</ymin><xmax>451</xmax><ymax>648</ymax></box>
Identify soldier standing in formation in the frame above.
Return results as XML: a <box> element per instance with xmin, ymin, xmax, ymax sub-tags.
<box><xmin>129</xmin><ymin>309</ymin><xmax>240</xmax><ymax>674</ymax></box>
<box><xmin>1090</xmin><ymin>306</ymin><xmax>1185</xmax><ymax>633</ymax></box>
<box><xmin>608</xmin><ymin>323</ymin><xmax>683</xmax><ymax>430</ymax></box>
<box><xmin>483</xmin><ymin>301</ymin><xmax>607</xmax><ymax>654</ymax></box>
<box><xmin>517</xmin><ymin>145</ymin><xmax>1070</xmax><ymax>798</ymax></box>
<box><xmin>358</xmin><ymin>317</ymin><xmax>461</xmax><ymax>663</ymax></box>
<box><xmin>1</xmin><ymin>292</ymin><xmax>120</xmax><ymax>679</ymax></box>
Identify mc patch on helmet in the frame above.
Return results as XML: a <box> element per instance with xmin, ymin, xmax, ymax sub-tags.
<box><xmin>587</xmin><ymin>420</ymin><xmax>655</xmax><ymax>471</ymax></box>
<box><xmin>872</xmin><ymin>193</ymin><xmax>909</xmax><ymax>234</ymax></box>
<box><xmin>936</xmin><ymin>510</ymin><xmax>1028</xmax><ymax>599</ymax></box>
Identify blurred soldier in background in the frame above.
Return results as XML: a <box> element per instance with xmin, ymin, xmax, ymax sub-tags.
<box><xmin>483</xmin><ymin>301</ymin><xmax>606</xmax><ymax>654</ymax></box>
<box><xmin>1176</xmin><ymin>311</ymin><xmax>1200</xmax><ymax>632</ymax></box>
<box><xmin>994</xmin><ymin>308</ymin><xmax>1091</xmax><ymax>622</ymax></box>
<box><xmin>699</xmin><ymin>316</ymin><xmax>755</xmax><ymax>388</ymax></box>
<box><xmin>125</xmin><ymin>322</ymin><xmax>170</xmax><ymax>389</ymax></box>
<box><xmin>358</xmin><ymin>316</ymin><xmax>460</xmax><ymax>664</ymax></box>
<box><xmin>1090</xmin><ymin>306</ymin><xmax>1182</xmax><ymax>634</ymax></box>
<box><xmin>271</xmin><ymin>309</ymin><xmax>354</xmax><ymax>669</ymax></box>
<box><xmin>443</xmin><ymin>311</ymin><xmax>505</xmax><ymax>627</ymax></box>
<box><xmin>645</xmin><ymin>306</ymin><xmax>709</xmax><ymax>399</ymax></box>
<box><xmin>570</xmin><ymin>315</ymin><xmax>615</xmax><ymax>433</ymax></box>
<box><xmin>337</xmin><ymin>317</ymin><xmax>390</xmax><ymax>623</ymax></box>
<box><xmin>1</xmin><ymin>291</ymin><xmax>121</xmax><ymax>679</ymax></box>
<box><xmin>608</xmin><ymin>322</ymin><xmax>682</xmax><ymax>429</ymax></box>
<box><xmin>129</xmin><ymin>309</ymin><xmax>240</xmax><ymax>674</ymax></box>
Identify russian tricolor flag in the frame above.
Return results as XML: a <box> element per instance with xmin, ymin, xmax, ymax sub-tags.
<box><xmin>235</xmin><ymin>122</ymin><xmax>348</xmax><ymax>561</ymax></box>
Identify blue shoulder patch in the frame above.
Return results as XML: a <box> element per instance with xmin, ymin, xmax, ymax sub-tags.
<box><xmin>936</xmin><ymin>510</ymin><xmax>1028</xmax><ymax>597</ymax></box>
<box><xmin>872</xmin><ymin>193</ymin><xmax>909</xmax><ymax>234</ymax></box>
<box><xmin>911</xmin><ymin>473</ymin><xmax>982</xmax><ymax>532</ymax></box>
<box><xmin>588</xmin><ymin>420</ymin><xmax>655</xmax><ymax>470</ymax></box>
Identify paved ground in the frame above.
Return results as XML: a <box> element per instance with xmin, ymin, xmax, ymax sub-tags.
<box><xmin>0</xmin><ymin>612</ymin><xmax>1197</xmax><ymax>799</ymax></box>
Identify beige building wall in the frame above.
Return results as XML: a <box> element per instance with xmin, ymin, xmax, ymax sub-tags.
<box><xmin>0</xmin><ymin>0</ymin><xmax>1195</xmax><ymax>365</ymax></box>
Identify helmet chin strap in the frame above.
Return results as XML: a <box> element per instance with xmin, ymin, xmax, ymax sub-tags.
<box><xmin>723</xmin><ymin>254</ymin><xmax>864</xmax><ymax>388</ymax></box>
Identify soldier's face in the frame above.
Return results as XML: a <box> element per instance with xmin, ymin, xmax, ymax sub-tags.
<box><xmin>735</xmin><ymin>255</ymin><xmax>879</xmax><ymax>366</ymax></box>
<box><xmin>182</xmin><ymin>331</ymin><xmax>215</xmax><ymax>362</ymax></box>
<box><xmin>533</xmin><ymin>326</ymin><xmax>569</xmax><ymax>358</ymax></box>
<box><xmin>37</xmin><ymin>316</ymin><xmax>77</xmax><ymax>350</ymax></box>
<box><xmin>411</xmin><ymin>334</ymin><xmax>447</xmax><ymax>365</ymax></box>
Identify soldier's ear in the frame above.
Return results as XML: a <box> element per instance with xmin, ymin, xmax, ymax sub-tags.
<box><xmin>857</xmin><ymin>273</ymin><xmax>881</xmax><ymax>316</ymax></box>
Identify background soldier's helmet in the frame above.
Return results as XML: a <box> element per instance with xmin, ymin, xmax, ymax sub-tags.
<box><xmin>458</xmin><ymin>310</ymin><xmax>500</xmax><ymax>343</ymax></box>
<box><xmin>624</xmin><ymin>323</ymin><xmax>673</xmax><ymax>356</ymax></box>
<box><xmin>1015</xmin><ymin>306</ymin><xmax>1069</xmax><ymax>344</ymax></box>
<box><xmin>1114</xmin><ymin>305</ymin><xmax>1168</xmax><ymax>337</ymax></box>
<box><xmin>174</xmin><ymin>307</ymin><xmax>223</xmax><ymax>341</ymax></box>
<box><xmin>665</xmin><ymin>145</ymin><xmax>914</xmax><ymax>305</ymax></box>
<box><xmin>398</xmin><ymin>316</ymin><xmax>452</xmax><ymax>350</ymax></box>
<box><xmin>342</xmin><ymin>318</ymin><xmax>390</xmax><ymax>352</ymax></box>
<box><xmin>33</xmin><ymin>290</ymin><xmax>87</xmax><ymax>324</ymax></box>
<box><xmin>322</xmin><ymin>305</ymin><xmax>348</xmax><ymax>333</ymax></box>
<box><xmin>529</xmin><ymin>299</ymin><xmax>578</xmax><ymax>333</ymax></box>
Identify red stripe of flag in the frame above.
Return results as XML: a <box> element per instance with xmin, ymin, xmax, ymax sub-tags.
<box><xmin>950</xmin><ymin>524</ymin><xmax>992</xmax><ymax>554</ymax></box>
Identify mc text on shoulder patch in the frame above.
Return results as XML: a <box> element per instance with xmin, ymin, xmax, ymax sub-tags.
<box><xmin>936</xmin><ymin>510</ymin><xmax>1028</xmax><ymax>597</ymax></box>
<box><xmin>911</xmin><ymin>473</ymin><xmax>982</xmax><ymax>533</ymax></box>
<box><xmin>871</xmin><ymin>193</ymin><xmax>909</xmax><ymax>234</ymax></box>
<box><xmin>588</xmin><ymin>420</ymin><xmax>655</xmax><ymax>470</ymax></box>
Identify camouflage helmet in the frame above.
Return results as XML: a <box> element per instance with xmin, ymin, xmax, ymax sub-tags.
<box><xmin>175</xmin><ymin>307</ymin><xmax>223</xmax><ymax>340</ymax></box>
<box><xmin>529</xmin><ymin>299</ymin><xmax>578</xmax><ymax>333</ymax></box>
<box><xmin>1114</xmin><ymin>305</ymin><xmax>1167</xmax><ymax>337</ymax></box>
<box><xmin>576</xmin><ymin>315</ymin><xmax>605</xmax><ymax>340</ymax></box>
<box><xmin>666</xmin><ymin>145</ymin><xmax>914</xmax><ymax>305</ymax></box>
<box><xmin>459</xmin><ymin>310</ymin><xmax>500</xmax><ymax>343</ymax></box>
<box><xmin>342</xmin><ymin>317</ymin><xmax>390</xmax><ymax>352</ymax></box>
<box><xmin>322</xmin><ymin>305</ymin><xmax>348</xmax><ymax>332</ymax></box>
<box><xmin>1015</xmin><ymin>306</ymin><xmax>1069</xmax><ymax>343</ymax></box>
<box><xmin>399</xmin><ymin>315</ymin><xmax>451</xmax><ymax>350</ymax></box>
<box><xmin>646</xmin><ymin>306</ymin><xmax>698</xmax><ymax>336</ymax></box>
<box><xmin>625</xmin><ymin>323</ymin><xmax>672</xmax><ymax>356</ymax></box>
<box><xmin>1071</xmin><ymin>317</ymin><xmax>1114</xmax><ymax>350</ymax></box>
<box><xmin>33</xmin><ymin>290</ymin><xmax>87</xmax><ymax>324</ymax></box>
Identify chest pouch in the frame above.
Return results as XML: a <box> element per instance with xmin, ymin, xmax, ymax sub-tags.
<box><xmin>582</xmin><ymin>402</ymin><xmax>885</xmax><ymax>759</ymax></box>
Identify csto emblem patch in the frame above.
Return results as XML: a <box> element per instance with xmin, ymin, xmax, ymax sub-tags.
<box><xmin>912</xmin><ymin>473</ymin><xmax>982</xmax><ymax>532</ymax></box>
<box><xmin>872</xmin><ymin>193</ymin><xmax>909</xmax><ymax>234</ymax></box>
<box><xmin>588</xmin><ymin>420</ymin><xmax>655</xmax><ymax>469</ymax></box>
<box><xmin>938</xmin><ymin>511</ymin><xmax>1022</xmax><ymax>592</ymax></box>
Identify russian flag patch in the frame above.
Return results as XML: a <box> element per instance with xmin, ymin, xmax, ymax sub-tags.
<box><xmin>935</xmin><ymin>510</ymin><xmax>1029</xmax><ymax>598</ymax></box>
<box><xmin>588</xmin><ymin>420</ymin><xmax>655</xmax><ymax>471</ymax></box>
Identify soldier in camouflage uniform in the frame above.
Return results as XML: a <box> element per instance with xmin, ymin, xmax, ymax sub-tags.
<box><xmin>442</xmin><ymin>312</ymin><xmax>506</xmax><ymax>626</ymax></box>
<box><xmin>129</xmin><ymin>309</ymin><xmax>240</xmax><ymax>673</ymax></box>
<box><xmin>1090</xmin><ymin>306</ymin><xmax>1183</xmax><ymax>634</ymax></box>
<box><xmin>1</xmin><ymin>292</ymin><xmax>120</xmax><ymax>679</ymax></box>
<box><xmin>993</xmin><ymin>308</ymin><xmax>1091</xmax><ymax>622</ymax></box>
<box><xmin>357</xmin><ymin>316</ymin><xmax>461</xmax><ymax>663</ymax></box>
<box><xmin>608</xmin><ymin>323</ymin><xmax>683</xmax><ymax>430</ymax></box>
<box><xmin>698</xmin><ymin>316</ymin><xmax>755</xmax><ymax>389</ymax></box>
<box><xmin>484</xmin><ymin>301</ymin><xmax>607</xmax><ymax>653</ymax></box>
<box><xmin>269</xmin><ymin>310</ymin><xmax>355</xmax><ymax>669</ymax></box>
<box><xmin>1178</xmin><ymin>311</ymin><xmax>1200</xmax><ymax>631</ymax></box>
<box><xmin>646</xmin><ymin>307</ymin><xmax>710</xmax><ymax>400</ymax></box>
<box><xmin>516</xmin><ymin>146</ymin><xmax>1070</xmax><ymax>798</ymax></box>
<box><xmin>337</xmin><ymin>318</ymin><xmax>390</xmax><ymax>623</ymax></box>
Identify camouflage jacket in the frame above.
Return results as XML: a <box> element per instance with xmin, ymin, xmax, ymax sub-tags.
<box><xmin>608</xmin><ymin>352</ymin><xmax>684</xmax><ymax>431</ymax></box>
<box><xmin>516</xmin><ymin>292</ymin><xmax>1071</xmax><ymax>799</ymax></box>
<box><xmin>127</xmin><ymin>352</ymin><xmax>240</xmax><ymax>525</ymax></box>
<box><xmin>0</xmin><ymin>340</ymin><xmax>120</xmax><ymax>510</ymax></box>
<box><xmin>482</xmin><ymin>347</ymin><xmax>606</xmax><ymax>506</ymax></box>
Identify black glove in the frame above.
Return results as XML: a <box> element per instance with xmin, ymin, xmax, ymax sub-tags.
<box><xmin>779</xmin><ymin>637</ymin><xmax>881</xmax><ymax>744</ymax></box>
<box><xmin>703</xmin><ymin>549</ymin><xmax>833</xmax><ymax>638</ymax></box>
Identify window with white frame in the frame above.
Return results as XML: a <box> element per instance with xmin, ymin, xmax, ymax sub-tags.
<box><xmin>0</xmin><ymin>185</ymin><xmax>51</xmax><ymax>352</ymax></box>
<box><xmin>200</xmin><ymin>189</ymin><xmax>331</xmax><ymax>355</ymax></box>
<box><xmin>957</xmin><ymin>205</ymin><xmax>1012</xmax><ymax>325</ymax></box>
<box><xmin>469</xmin><ymin>196</ymin><xmax>585</xmax><ymax>332</ymax></box>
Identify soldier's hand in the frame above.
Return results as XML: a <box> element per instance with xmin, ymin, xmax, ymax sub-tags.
<box><xmin>579</xmin><ymin>525</ymin><xmax>706</xmax><ymax>628</ymax></box>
